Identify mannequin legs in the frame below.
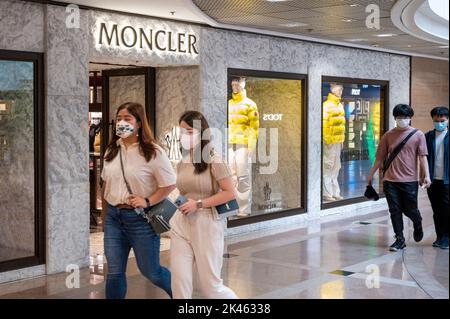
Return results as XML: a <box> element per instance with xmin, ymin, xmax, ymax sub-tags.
<box><xmin>228</xmin><ymin>145</ymin><xmax>252</xmax><ymax>216</ymax></box>
<box><xmin>323</xmin><ymin>143</ymin><xmax>343</xmax><ymax>200</ymax></box>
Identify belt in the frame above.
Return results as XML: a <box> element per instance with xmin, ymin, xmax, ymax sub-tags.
<box><xmin>116</xmin><ymin>204</ymin><xmax>134</xmax><ymax>209</ymax></box>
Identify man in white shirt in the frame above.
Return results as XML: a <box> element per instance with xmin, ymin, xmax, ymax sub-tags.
<box><xmin>425</xmin><ymin>106</ymin><xmax>449</xmax><ymax>250</ymax></box>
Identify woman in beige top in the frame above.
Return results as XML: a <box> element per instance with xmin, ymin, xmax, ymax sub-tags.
<box><xmin>170</xmin><ymin>110</ymin><xmax>238</xmax><ymax>299</ymax></box>
<box><xmin>101</xmin><ymin>102</ymin><xmax>176</xmax><ymax>299</ymax></box>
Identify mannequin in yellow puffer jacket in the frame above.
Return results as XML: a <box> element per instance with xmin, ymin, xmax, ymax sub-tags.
<box><xmin>228</xmin><ymin>77</ymin><xmax>259</xmax><ymax>216</ymax></box>
<box><xmin>322</xmin><ymin>83</ymin><xmax>346</xmax><ymax>201</ymax></box>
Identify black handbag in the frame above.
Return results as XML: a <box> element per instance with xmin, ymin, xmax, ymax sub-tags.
<box><xmin>119</xmin><ymin>145</ymin><xmax>176</xmax><ymax>234</ymax></box>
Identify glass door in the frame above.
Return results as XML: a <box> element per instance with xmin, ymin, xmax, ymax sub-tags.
<box><xmin>0</xmin><ymin>50</ymin><xmax>45</xmax><ymax>272</ymax></box>
<box><xmin>98</xmin><ymin>67</ymin><xmax>156</xmax><ymax>223</ymax></box>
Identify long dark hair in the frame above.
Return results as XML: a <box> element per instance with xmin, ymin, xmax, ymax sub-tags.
<box><xmin>104</xmin><ymin>102</ymin><xmax>158</xmax><ymax>162</ymax></box>
<box><xmin>179</xmin><ymin>110</ymin><xmax>212</xmax><ymax>174</ymax></box>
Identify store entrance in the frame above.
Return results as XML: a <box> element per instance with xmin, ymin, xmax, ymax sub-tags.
<box><xmin>88</xmin><ymin>63</ymin><xmax>161</xmax><ymax>266</ymax></box>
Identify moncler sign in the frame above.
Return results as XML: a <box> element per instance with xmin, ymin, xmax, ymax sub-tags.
<box><xmin>95</xmin><ymin>20</ymin><xmax>199</xmax><ymax>57</ymax></box>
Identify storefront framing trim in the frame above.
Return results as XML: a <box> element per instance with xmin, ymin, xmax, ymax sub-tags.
<box><xmin>0</xmin><ymin>49</ymin><xmax>46</xmax><ymax>273</ymax></box>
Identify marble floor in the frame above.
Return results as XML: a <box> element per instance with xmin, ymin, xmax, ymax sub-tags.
<box><xmin>0</xmin><ymin>193</ymin><xmax>447</xmax><ymax>299</ymax></box>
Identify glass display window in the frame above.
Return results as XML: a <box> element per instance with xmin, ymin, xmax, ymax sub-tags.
<box><xmin>321</xmin><ymin>77</ymin><xmax>388</xmax><ymax>208</ymax></box>
<box><xmin>227</xmin><ymin>69</ymin><xmax>307</xmax><ymax>227</ymax></box>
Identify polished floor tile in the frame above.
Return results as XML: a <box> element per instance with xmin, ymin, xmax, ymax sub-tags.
<box><xmin>0</xmin><ymin>198</ymin><xmax>448</xmax><ymax>299</ymax></box>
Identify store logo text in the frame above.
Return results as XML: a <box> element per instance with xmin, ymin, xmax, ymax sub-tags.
<box><xmin>97</xmin><ymin>22</ymin><xmax>198</xmax><ymax>55</ymax></box>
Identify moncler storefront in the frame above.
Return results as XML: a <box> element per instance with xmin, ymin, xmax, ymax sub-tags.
<box><xmin>0</xmin><ymin>0</ymin><xmax>411</xmax><ymax>282</ymax></box>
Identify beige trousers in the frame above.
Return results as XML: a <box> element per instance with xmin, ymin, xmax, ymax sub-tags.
<box><xmin>169</xmin><ymin>209</ymin><xmax>238</xmax><ymax>299</ymax></box>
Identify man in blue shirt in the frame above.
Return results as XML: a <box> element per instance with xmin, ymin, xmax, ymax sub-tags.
<box><xmin>425</xmin><ymin>106</ymin><xmax>449</xmax><ymax>249</ymax></box>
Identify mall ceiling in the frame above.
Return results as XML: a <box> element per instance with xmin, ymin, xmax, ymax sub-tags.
<box><xmin>26</xmin><ymin>0</ymin><xmax>449</xmax><ymax>59</ymax></box>
<box><xmin>191</xmin><ymin>0</ymin><xmax>448</xmax><ymax>58</ymax></box>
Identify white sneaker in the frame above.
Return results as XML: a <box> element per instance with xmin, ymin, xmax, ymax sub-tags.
<box><xmin>333</xmin><ymin>195</ymin><xmax>344</xmax><ymax>200</ymax></box>
<box><xmin>323</xmin><ymin>196</ymin><xmax>336</xmax><ymax>201</ymax></box>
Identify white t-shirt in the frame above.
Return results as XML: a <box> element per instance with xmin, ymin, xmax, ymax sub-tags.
<box><xmin>101</xmin><ymin>140</ymin><xmax>176</xmax><ymax>206</ymax></box>
<box><xmin>434</xmin><ymin>130</ymin><xmax>447</xmax><ymax>180</ymax></box>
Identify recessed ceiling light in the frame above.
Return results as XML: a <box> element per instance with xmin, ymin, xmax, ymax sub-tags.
<box><xmin>342</xmin><ymin>19</ymin><xmax>354</xmax><ymax>22</ymax></box>
<box><xmin>375</xmin><ymin>33</ymin><xmax>397</xmax><ymax>37</ymax></box>
<box><xmin>279</xmin><ymin>22</ymin><xmax>308</xmax><ymax>27</ymax></box>
<box><xmin>345</xmin><ymin>38</ymin><xmax>369</xmax><ymax>42</ymax></box>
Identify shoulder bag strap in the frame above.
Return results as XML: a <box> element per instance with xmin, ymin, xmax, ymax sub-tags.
<box><xmin>119</xmin><ymin>145</ymin><xmax>134</xmax><ymax>195</ymax></box>
<box><xmin>383</xmin><ymin>129</ymin><xmax>418</xmax><ymax>177</ymax></box>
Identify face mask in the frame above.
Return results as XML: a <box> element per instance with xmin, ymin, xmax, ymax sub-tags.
<box><xmin>396</xmin><ymin>119</ymin><xmax>410</xmax><ymax>129</ymax></box>
<box><xmin>434</xmin><ymin>121</ymin><xmax>448</xmax><ymax>131</ymax></box>
<box><xmin>115</xmin><ymin>120</ymin><xmax>135</xmax><ymax>139</ymax></box>
<box><xmin>180</xmin><ymin>132</ymin><xmax>201</xmax><ymax>150</ymax></box>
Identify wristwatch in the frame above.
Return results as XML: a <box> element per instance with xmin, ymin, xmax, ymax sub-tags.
<box><xmin>145</xmin><ymin>197</ymin><xmax>151</xmax><ymax>208</ymax></box>
<box><xmin>196</xmin><ymin>199</ymin><xmax>203</xmax><ymax>209</ymax></box>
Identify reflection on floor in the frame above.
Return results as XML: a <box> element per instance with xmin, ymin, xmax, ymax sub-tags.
<box><xmin>0</xmin><ymin>191</ymin><xmax>447</xmax><ymax>299</ymax></box>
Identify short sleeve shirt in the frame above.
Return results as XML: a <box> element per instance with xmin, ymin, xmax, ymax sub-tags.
<box><xmin>376</xmin><ymin>127</ymin><xmax>428</xmax><ymax>182</ymax></box>
<box><xmin>176</xmin><ymin>152</ymin><xmax>232</xmax><ymax>201</ymax></box>
<box><xmin>101</xmin><ymin>141</ymin><xmax>176</xmax><ymax>206</ymax></box>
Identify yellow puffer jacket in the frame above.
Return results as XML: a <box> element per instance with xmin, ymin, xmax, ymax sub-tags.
<box><xmin>228</xmin><ymin>91</ymin><xmax>259</xmax><ymax>150</ymax></box>
<box><xmin>372</xmin><ymin>101</ymin><xmax>381</xmax><ymax>139</ymax></box>
<box><xmin>323</xmin><ymin>93</ymin><xmax>346</xmax><ymax>144</ymax></box>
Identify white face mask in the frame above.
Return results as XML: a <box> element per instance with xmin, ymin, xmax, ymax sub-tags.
<box><xmin>115</xmin><ymin>120</ymin><xmax>135</xmax><ymax>139</ymax></box>
<box><xmin>180</xmin><ymin>132</ymin><xmax>201</xmax><ymax>150</ymax></box>
<box><xmin>396</xmin><ymin>118</ymin><xmax>410</xmax><ymax>129</ymax></box>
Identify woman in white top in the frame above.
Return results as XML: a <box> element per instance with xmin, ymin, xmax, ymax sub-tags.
<box><xmin>170</xmin><ymin>110</ymin><xmax>239</xmax><ymax>299</ymax></box>
<box><xmin>101</xmin><ymin>102</ymin><xmax>176</xmax><ymax>299</ymax></box>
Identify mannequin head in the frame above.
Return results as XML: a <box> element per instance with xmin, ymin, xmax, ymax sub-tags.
<box><xmin>231</xmin><ymin>77</ymin><xmax>246</xmax><ymax>94</ymax></box>
<box><xmin>330</xmin><ymin>83</ymin><xmax>343</xmax><ymax>98</ymax></box>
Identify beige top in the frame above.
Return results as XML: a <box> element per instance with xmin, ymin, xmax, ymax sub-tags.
<box><xmin>176</xmin><ymin>152</ymin><xmax>232</xmax><ymax>201</ymax></box>
<box><xmin>101</xmin><ymin>140</ymin><xmax>176</xmax><ymax>206</ymax></box>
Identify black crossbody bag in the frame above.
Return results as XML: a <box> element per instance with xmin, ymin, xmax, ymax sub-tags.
<box><xmin>382</xmin><ymin>129</ymin><xmax>418</xmax><ymax>177</ymax></box>
<box><xmin>118</xmin><ymin>146</ymin><xmax>176</xmax><ymax>234</ymax></box>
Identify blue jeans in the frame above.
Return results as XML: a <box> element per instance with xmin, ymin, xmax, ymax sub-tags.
<box><xmin>104</xmin><ymin>205</ymin><xmax>172</xmax><ymax>299</ymax></box>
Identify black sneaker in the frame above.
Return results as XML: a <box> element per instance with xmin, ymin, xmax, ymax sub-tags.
<box><xmin>438</xmin><ymin>236</ymin><xmax>449</xmax><ymax>250</ymax></box>
<box><xmin>413</xmin><ymin>224</ymin><xmax>424</xmax><ymax>242</ymax></box>
<box><xmin>389</xmin><ymin>236</ymin><xmax>406</xmax><ymax>251</ymax></box>
<box><xmin>432</xmin><ymin>238</ymin><xmax>442</xmax><ymax>247</ymax></box>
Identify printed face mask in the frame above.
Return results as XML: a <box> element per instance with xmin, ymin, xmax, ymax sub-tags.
<box><xmin>116</xmin><ymin>120</ymin><xmax>135</xmax><ymax>139</ymax></box>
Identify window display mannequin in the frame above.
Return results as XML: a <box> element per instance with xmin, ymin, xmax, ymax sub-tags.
<box><xmin>228</xmin><ymin>77</ymin><xmax>259</xmax><ymax>216</ymax></box>
<box><xmin>323</xmin><ymin>83</ymin><xmax>346</xmax><ymax>201</ymax></box>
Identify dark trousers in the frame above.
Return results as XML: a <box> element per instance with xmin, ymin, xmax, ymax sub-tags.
<box><xmin>383</xmin><ymin>181</ymin><xmax>422</xmax><ymax>238</ymax></box>
<box><xmin>427</xmin><ymin>180</ymin><xmax>449</xmax><ymax>239</ymax></box>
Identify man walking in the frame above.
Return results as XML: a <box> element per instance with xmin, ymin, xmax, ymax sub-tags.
<box><xmin>367</xmin><ymin>104</ymin><xmax>431</xmax><ymax>251</ymax></box>
<box><xmin>425</xmin><ymin>106</ymin><xmax>449</xmax><ymax>249</ymax></box>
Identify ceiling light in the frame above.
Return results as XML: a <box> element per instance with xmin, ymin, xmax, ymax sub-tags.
<box><xmin>342</xmin><ymin>19</ymin><xmax>354</xmax><ymax>22</ymax></box>
<box><xmin>350</xmin><ymin>4</ymin><xmax>361</xmax><ymax>7</ymax></box>
<box><xmin>345</xmin><ymin>38</ymin><xmax>369</xmax><ymax>42</ymax></box>
<box><xmin>375</xmin><ymin>33</ymin><xmax>397</xmax><ymax>37</ymax></box>
<box><xmin>407</xmin><ymin>45</ymin><xmax>412</xmax><ymax>47</ymax></box>
<box><xmin>278</xmin><ymin>22</ymin><xmax>308</xmax><ymax>27</ymax></box>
